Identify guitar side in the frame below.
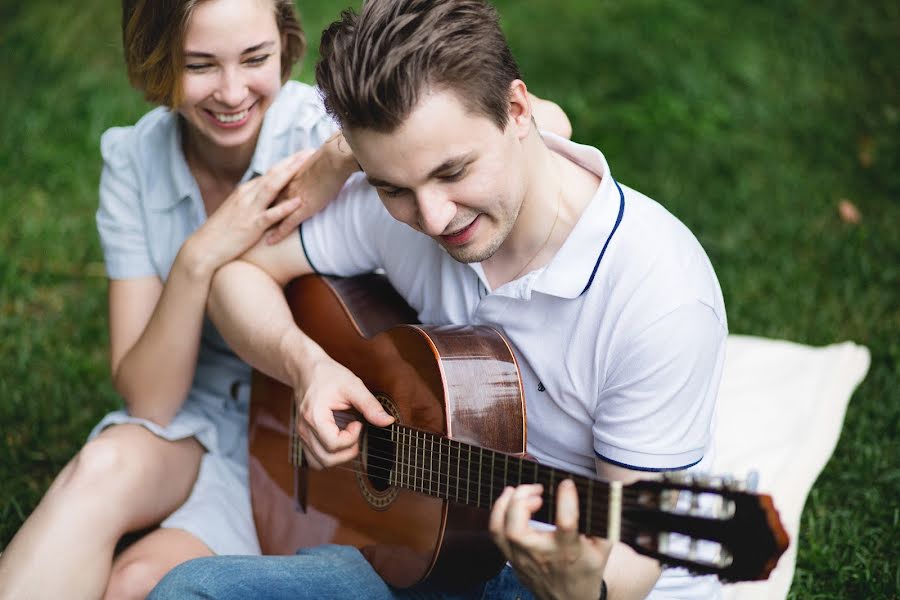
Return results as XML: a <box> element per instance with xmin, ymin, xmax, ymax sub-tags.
<box><xmin>249</xmin><ymin>274</ymin><xmax>526</xmax><ymax>588</ymax></box>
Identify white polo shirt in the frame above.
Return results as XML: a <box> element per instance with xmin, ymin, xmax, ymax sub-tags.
<box><xmin>303</xmin><ymin>132</ymin><xmax>726</xmax><ymax>474</ymax></box>
<box><xmin>302</xmin><ymin>133</ymin><xmax>727</xmax><ymax>598</ymax></box>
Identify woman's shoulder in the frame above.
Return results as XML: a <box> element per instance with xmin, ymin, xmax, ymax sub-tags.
<box><xmin>100</xmin><ymin>106</ymin><xmax>176</xmax><ymax>165</ymax></box>
<box><xmin>265</xmin><ymin>80</ymin><xmax>335</xmax><ymax>135</ymax></box>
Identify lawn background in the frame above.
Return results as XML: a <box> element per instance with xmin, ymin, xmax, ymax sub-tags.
<box><xmin>0</xmin><ymin>1</ymin><xmax>897</xmax><ymax>597</ymax></box>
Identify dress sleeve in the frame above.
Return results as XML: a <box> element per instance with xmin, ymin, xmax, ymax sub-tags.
<box><xmin>592</xmin><ymin>301</ymin><xmax>727</xmax><ymax>471</ymax></box>
<box><xmin>96</xmin><ymin>127</ymin><xmax>156</xmax><ymax>280</ymax></box>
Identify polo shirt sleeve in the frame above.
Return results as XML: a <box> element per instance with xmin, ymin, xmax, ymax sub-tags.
<box><xmin>592</xmin><ymin>301</ymin><xmax>726</xmax><ymax>471</ymax></box>
<box><xmin>299</xmin><ymin>173</ymin><xmax>391</xmax><ymax>276</ymax></box>
<box><xmin>96</xmin><ymin>127</ymin><xmax>156</xmax><ymax>280</ymax></box>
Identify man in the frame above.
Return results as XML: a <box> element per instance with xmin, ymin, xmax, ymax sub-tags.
<box><xmin>151</xmin><ymin>0</ymin><xmax>726</xmax><ymax>598</ymax></box>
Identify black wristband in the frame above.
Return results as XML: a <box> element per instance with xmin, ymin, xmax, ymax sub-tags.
<box><xmin>599</xmin><ymin>579</ymin><xmax>607</xmax><ymax>600</ymax></box>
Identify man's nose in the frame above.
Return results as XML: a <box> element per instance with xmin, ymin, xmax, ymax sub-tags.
<box><xmin>416</xmin><ymin>187</ymin><xmax>456</xmax><ymax>236</ymax></box>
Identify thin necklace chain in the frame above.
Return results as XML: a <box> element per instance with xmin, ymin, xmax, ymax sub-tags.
<box><xmin>510</xmin><ymin>159</ymin><xmax>563</xmax><ymax>281</ymax></box>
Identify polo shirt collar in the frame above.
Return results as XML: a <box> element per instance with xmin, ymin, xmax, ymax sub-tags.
<box><xmin>525</xmin><ymin>134</ymin><xmax>626</xmax><ymax>299</ymax></box>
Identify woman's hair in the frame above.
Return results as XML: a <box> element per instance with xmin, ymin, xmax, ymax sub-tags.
<box><xmin>316</xmin><ymin>0</ymin><xmax>521</xmax><ymax>132</ymax></box>
<box><xmin>122</xmin><ymin>0</ymin><xmax>305</xmax><ymax>107</ymax></box>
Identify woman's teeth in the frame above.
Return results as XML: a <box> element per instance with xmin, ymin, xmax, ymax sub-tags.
<box><xmin>214</xmin><ymin>109</ymin><xmax>248</xmax><ymax>123</ymax></box>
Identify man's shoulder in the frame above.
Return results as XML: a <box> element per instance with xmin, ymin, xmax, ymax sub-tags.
<box><xmin>588</xmin><ymin>183</ymin><xmax>725</xmax><ymax>329</ymax></box>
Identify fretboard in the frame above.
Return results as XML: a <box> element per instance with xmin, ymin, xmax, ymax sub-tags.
<box><xmin>291</xmin><ymin>418</ymin><xmax>625</xmax><ymax>540</ymax></box>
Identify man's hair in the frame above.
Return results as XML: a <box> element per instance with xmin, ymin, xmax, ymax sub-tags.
<box><xmin>122</xmin><ymin>0</ymin><xmax>306</xmax><ymax>108</ymax></box>
<box><xmin>316</xmin><ymin>0</ymin><xmax>521</xmax><ymax>132</ymax></box>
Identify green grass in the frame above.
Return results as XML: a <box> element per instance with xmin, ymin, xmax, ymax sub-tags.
<box><xmin>1</xmin><ymin>1</ymin><xmax>897</xmax><ymax>597</ymax></box>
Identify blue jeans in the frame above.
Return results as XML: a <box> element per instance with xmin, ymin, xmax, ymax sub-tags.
<box><xmin>149</xmin><ymin>544</ymin><xmax>536</xmax><ymax>600</ymax></box>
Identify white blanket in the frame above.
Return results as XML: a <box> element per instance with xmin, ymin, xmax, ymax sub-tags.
<box><xmin>713</xmin><ymin>335</ymin><xmax>871</xmax><ymax>599</ymax></box>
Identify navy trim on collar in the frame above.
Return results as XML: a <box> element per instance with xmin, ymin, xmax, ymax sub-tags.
<box><xmin>580</xmin><ymin>179</ymin><xmax>625</xmax><ymax>296</ymax></box>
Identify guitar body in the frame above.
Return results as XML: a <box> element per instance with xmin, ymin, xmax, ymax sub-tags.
<box><xmin>249</xmin><ymin>274</ymin><xmax>527</xmax><ymax>588</ymax></box>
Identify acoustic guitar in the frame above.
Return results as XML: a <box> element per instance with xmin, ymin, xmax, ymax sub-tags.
<box><xmin>249</xmin><ymin>274</ymin><xmax>789</xmax><ymax>589</ymax></box>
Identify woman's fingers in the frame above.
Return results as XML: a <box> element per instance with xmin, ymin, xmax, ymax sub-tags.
<box><xmin>260</xmin><ymin>196</ymin><xmax>302</xmax><ymax>229</ymax></box>
<box><xmin>250</xmin><ymin>151</ymin><xmax>308</xmax><ymax>207</ymax></box>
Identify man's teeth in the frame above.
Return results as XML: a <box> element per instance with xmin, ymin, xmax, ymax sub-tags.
<box><xmin>214</xmin><ymin>109</ymin><xmax>248</xmax><ymax>123</ymax></box>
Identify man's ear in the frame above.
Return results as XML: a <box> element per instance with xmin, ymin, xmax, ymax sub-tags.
<box><xmin>507</xmin><ymin>79</ymin><xmax>532</xmax><ymax>139</ymax></box>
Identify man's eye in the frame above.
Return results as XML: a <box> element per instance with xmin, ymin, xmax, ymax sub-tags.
<box><xmin>442</xmin><ymin>169</ymin><xmax>466</xmax><ymax>182</ymax></box>
<box><xmin>380</xmin><ymin>187</ymin><xmax>405</xmax><ymax>198</ymax></box>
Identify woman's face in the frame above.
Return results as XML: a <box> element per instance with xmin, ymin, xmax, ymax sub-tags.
<box><xmin>178</xmin><ymin>0</ymin><xmax>282</xmax><ymax>155</ymax></box>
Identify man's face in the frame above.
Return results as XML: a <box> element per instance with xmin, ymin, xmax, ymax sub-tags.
<box><xmin>346</xmin><ymin>89</ymin><xmax>530</xmax><ymax>264</ymax></box>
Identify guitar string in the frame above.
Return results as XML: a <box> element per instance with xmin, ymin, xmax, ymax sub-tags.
<box><xmin>288</xmin><ymin>425</ymin><xmax>647</xmax><ymax>505</ymax></box>
<box><xmin>286</xmin><ymin>451</ymin><xmax>649</xmax><ymax>520</ymax></box>
<box><xmin>292</xmin><ymin>461</ymin><xmax>653</xmax><ymax>535</ymax></box>
<box><xmin>284</xmin><ymin>427</ymin><xmax>713</xmax><ymax>519</ymax></box>
<box><xmin>283</xmin><ymin>433</ymin><xmax>729</xmax><ymax>563</ymax></box>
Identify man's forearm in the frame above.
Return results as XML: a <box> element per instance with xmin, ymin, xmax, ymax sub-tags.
<box><xmin>207</xmin><ymin>259</ymin><xmax>322</xmax><ymax>388</ymax></box>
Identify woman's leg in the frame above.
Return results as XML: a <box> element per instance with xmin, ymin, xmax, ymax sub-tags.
<box><xmin>103</xmin><ymin>527</ymin><xmax>213</xmax><ymax>600</ymax></box>
<box><xmin>0</xmin><ymin>424</ymin><xmax>205</xmax><ymax>600</ymax></box>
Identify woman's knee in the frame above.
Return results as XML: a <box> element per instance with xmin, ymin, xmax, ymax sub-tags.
<box><xmin>64</xmin><ymin>434</ymin><xmax>148</xmax><ymax>493</ymax></box>
<box><xmin>104</xmin><ymin>556</ymin><xmax>169</xmax><ymax>600</ymax></box>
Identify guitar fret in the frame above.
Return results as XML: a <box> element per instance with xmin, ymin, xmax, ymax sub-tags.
<box><xmin>415</xmin><ymin>430</ymin><xmax>421</xmax><ymax>493</ymax></box>
<box><xmin>466</xmin><ymin>445</ymin><xmax>472</xmax><ymax>505</ymax></box>
<box><xmin>441</xmin><ymin>438</ymin><xmax>449</xmax><ymax>500</ymax></box>
<box><xmin>404</xmin><ymin>428</ymin><xmax>411</xmax><ymax>490</ymax></box>
<box><xmin>477</xmin><ymin>447</ymin><xmax>484</xmax><ymax>509</ymax></box>
<box><xmin>455</xmin><ymin>442</ymin><xmax>461</xmax><ymax>502</ymax></box>
<box><xmin>585</xmin><ymin>478</ymin><xmax>593</xmax><ymax>535</ymax></box>
<box><xmin>388</xmin><ymin>426</ymin><xmax>394</xmax><ymax>486</ymax></box>
<box><xmin>428</xmin><ymin>434</ymin><xmax>434</xmax><ymax>495</ymax></box>
<box><xmin>489</xmin><ymin>451</ymin><xmax>495</xmax><ymax>506</ymax></box>
<box><xmin>409</xmin><ymin>431</ymin><xmax>418</xmax><ymax>491</ymax></box>
<box><xmin>504</xmin><ymin>454</ymin><xmax>508</xmax><ymax>488</ymax></box>
<box><xmin>413</xmin><ymin>430</ymin><xmax>418</xmax><ymax>493</ymax></box>
<box><xmin>548</xmin><ymin>468</ymin><xmax>556</xmax><ymax>521</ymax></box>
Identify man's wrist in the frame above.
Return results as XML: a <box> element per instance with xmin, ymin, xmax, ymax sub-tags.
<box><xmin>278</xmin><ymin>327</ymin><xmax>323</xmax><ymax>389</ymax></box>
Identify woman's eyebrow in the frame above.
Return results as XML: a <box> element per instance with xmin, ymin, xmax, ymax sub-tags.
<box><xmin>184</xmin><ymin>40</ymin><xmax>275</xmax><ymax>58</ymax></box>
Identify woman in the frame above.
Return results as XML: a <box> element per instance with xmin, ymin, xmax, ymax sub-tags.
<box><xmin>0</xmin><ymin>0</ymin><xmax>571</xmax><ymax>598</ymax></box>
<box><xmin>0</xmin><ymin>1</ymin><xmax>353</xmax><ymax>598</ymax></box>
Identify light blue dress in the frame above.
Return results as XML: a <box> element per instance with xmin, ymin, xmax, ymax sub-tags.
<box><xmin>91</xmin><ymin>81</ymin><xmax>336</xmax><ymax>555</ymax></box>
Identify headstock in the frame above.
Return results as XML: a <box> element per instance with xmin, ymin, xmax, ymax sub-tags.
<box><xmin>623</xmin><ymin>472</ymin><xmax>789</xmax><ymax>581</ymax></box>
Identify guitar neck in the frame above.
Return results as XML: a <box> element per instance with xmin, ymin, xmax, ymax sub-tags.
<box><xmin>361</xmin><ymin>423</ymin><xmax>626</xmax><ymax>542</ymax></box>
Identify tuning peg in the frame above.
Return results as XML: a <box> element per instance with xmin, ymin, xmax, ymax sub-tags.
<box><xmin>745</xmin><ymin>470</ymin><xmax>759</xmax><ymax>492</ymax></box>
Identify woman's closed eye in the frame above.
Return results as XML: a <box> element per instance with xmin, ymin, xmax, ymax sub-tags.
<box><xmin>244</xmin><ymin>54</ymin><xmax>272</xmax><ymax>67</ymax></box>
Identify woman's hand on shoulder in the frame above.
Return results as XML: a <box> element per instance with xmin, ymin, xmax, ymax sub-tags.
<box><xmin>184</xmin><ymin>150</ymin><xmax>311</xmax><ymax>279</ymax></box>
<box><xmin>266</xmin><ymin>132</ymin><xmax>359</xmax><ymax>244</ymax></box>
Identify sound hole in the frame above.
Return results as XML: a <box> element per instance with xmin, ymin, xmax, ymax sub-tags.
<box><xmin>365</xmin><ymin>425</ymin><xmax>395</xmax><ymax>492</ymax></box>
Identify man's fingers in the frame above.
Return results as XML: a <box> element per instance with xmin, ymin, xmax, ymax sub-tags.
<box><xmin>489</xmin><ymin>486</ymin><xmax>515</xmax><ymax>555</ymax></box>
<box><xmin>299</xmin><ymin>416</ymin><xmax>360</xmax><ymax>469</ymax></box>
<box><xmin>554</xmin><ymin>479</ymin><xmax>581</xmax><ymax>547</ymax></box>
<box><xmin>349</xmin><ymin>385</ymin><xmax>394</xmax><ymax>427</ymax></box>
<box><xmin>504</xmin><ymin>485</ymin><xmax>544</xmax><ymax>541</ymax></box>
